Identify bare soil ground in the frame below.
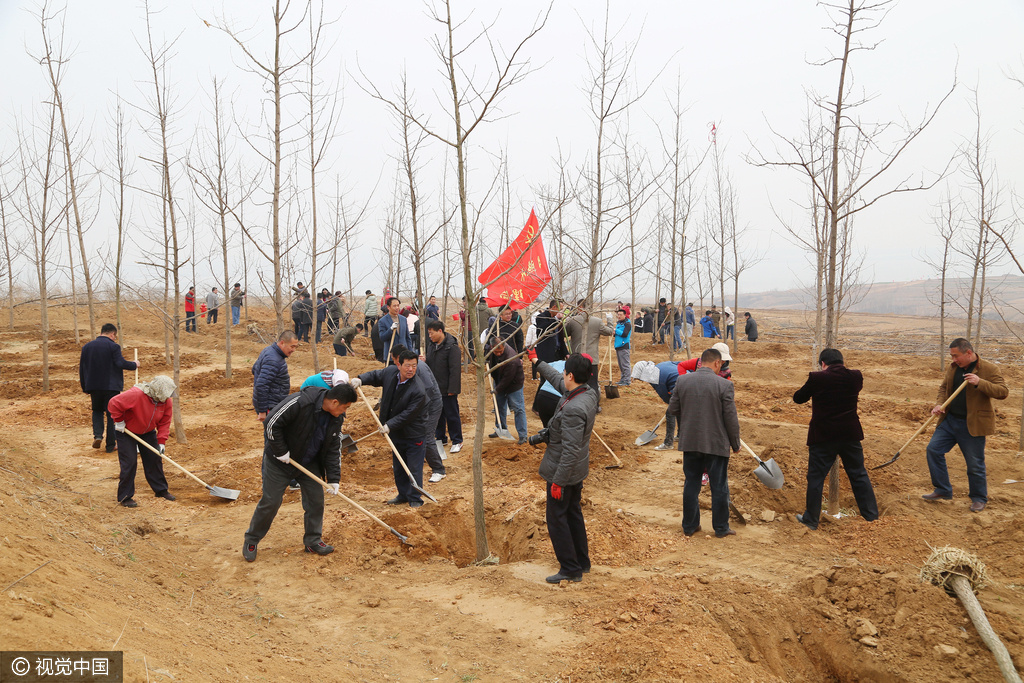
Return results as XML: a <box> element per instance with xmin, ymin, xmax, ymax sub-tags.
<box><xmin>3</xmin><ymin>305</ymin><xmax>1024</xmax><ymax>682</ymax></box>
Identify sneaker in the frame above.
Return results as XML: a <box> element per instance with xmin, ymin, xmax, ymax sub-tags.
<box><xmin>156</xmin><ymin>491</ymin><xmax>176</xmax><ymax>501</ymax></box>
<box><xmin>450</xmin><ymin>443</ymin><xmax>463</xmax><ymax>454</ymax></box>
<box><xmin>120</xmin><ymin>498</ymin><xmax>138</xmax><ymax>508</ymax></box>
<box><xmin>701</xmin><ymin>473</ymin><xmax>709</xmax><ymax>486</ymax></box>
<box><xmin>654</xmin><ymin>443</ymin><xmax>672</xmax><ymax>451</ymax></box>
<box><xmin>242</xmin><ymin>542</ymin><xmax>258</xmax><ymax>562</ymax></box>
<box><xmin>518</xmin><ymin>437</ymin><xmax>528</xmax><ymax>445</ymax></box>
<box><xmin>304</xmin><ymin>541</ymin><xmax>334</xmax><ymax>555</ymax></box>
<box><xmin>92</xmin><ymin>438</ymin><xmax>102</xmax><ymax>449</ymax></box>
<box><xmin>288</xmin><ymin>480</ymin><xmax>301</xmax><ymax>491</ymax></box>
<box><xmin>429</xmin><ymin>472</ymin><xmax>446</xmax><ymax>483</ymax></box>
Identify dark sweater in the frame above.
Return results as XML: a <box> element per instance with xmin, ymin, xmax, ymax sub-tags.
<box><xmin>792</xmin><ymin>364</ymin><xmax>864</xmax><ymax>446</ymax></box>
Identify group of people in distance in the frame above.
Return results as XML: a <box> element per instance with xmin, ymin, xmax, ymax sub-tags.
<box><xmin>183</xmin><ymin>283</ymin><xmax>247</xmax><ymax>331</ymax></box>
<box><xmin>81</xmin><ymin>286</ymin><xmax>1007</xmax><ymax>583</ymax></box>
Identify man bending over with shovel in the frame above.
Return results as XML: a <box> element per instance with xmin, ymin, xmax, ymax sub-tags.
<box><xmin>243</xmin><ymin>382</ymin><xmax>357</xmax><ymax>561</ymax></box>
<box><xmin>108</xmin><ymin>375</ymin><xmax>176</xmax><ymax>508</ymax></box>
<box><xmin>792</xmin><ymin>348</ymin><xmax>878</xmax><ymax>530</ymax></box>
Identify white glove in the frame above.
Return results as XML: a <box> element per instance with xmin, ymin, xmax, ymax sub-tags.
<box><xmin>379</xmin><ymin>424</ymin><xmax>390</xmax><ymax>435</ymax></box>
<box><xmin>275</xmin><ymin>451</ymin><xmax>291</xmax><ymax>464</ymax></box>
<box><xmin>391</xmin><ymin>321</ymin><xmax>399</xmax><ymax>331</ymax></box>
<box><xmin>326</xmin><ymin>483</ymin><xmax>339</xmax><ymax>496</ymax></box>
<box><xmin>349</xmin><ymin>377</ymin><xmax>362</xmax><ymax>390</ymax></box>
<box><xmin>159</xmin><ymin>444</ymin><xmax>166</xmax><ymax>455</ymax></box>
<box><xmin>114</xmin><ymin>421</ymin><xmax>126</xmax><ymax>433</ymax></box>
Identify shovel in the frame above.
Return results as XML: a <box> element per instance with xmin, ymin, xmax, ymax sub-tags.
<box><xmin>124</xmin><ymin>429</ymin><xmax>240</xmax><ymax>500</ymax></box>
<box><xmin>635</xmin><ymin>415</ymin><xmax>666</xmax><ymax>446</ymax></box>
<box><xmin>741</xmin><ymin>439</ymin><xmax>784</xmax><ymax>489</ymax></box>
<box><xmin>604</xmin><ymin>336</ymin><xmax>620</xmax><ymax>400</ymax></box>
<box><xmin>592</xmin><ymin>430</ymin><xmax>623</xmax><ymax>469</ymax></box>
<box><xmin>339</xmin><ymin>433</ymin><xmax>359</xmax><ymax>454</ymax></box>
<box><xmin>873</xmin><ymin>380</ymin><xmax>969</xmax><ymax>470</ymax></box>
<box><xmin>487</xmin><ymin>374</ymin><xmax>515</xmax><ymax>440</ymax></box>
<box><xmin>436</xmin><ymin>439</ymin><xmax>447</xmax><ymax>461</ymax></box>
<box><xmin>356</xmin><ymin>386</ymin><xmax>437</xmax><ymax>503</ymax></box>
<box><xmin>287</xmin><ymin>459</ymin><xmax>412</xmax><ymax>546</ymax></box>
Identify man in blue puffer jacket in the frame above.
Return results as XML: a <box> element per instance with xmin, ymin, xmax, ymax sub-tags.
<box><xmin>252</xmin><ymin>331</ymin><xmax>299</xmax><ymax>423</ymax></box>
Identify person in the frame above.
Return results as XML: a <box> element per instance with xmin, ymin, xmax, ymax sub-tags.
<box><xmin>532</xmin><ymin>359</ymin><xmax>565</xmax><ymax>427</ymax></box>
<box><xmin>723</xmin><ymin>306</ymin><xmax>735</xmax><ymax>341</ymax></box>
<box><xmin>425</xmin><ymin>295</ymin><xmax>440</xmax><ymax>321</ymax></box>
<box><xmin>378</xmin><ymin>297</ymin><xmax>413</xmax><ymax>363</ymax></box>
<box><xmin>791</xmin><ymin>348</ymin><xmax>878</xmax><ymax>529</ymax></box>
<box><xmin>333</xmin><ymin>323</ymin><xmax>362</xmax><ymax>357</ymax></box>
<box><xmin>184</xmin><ymin>286</ymin><xmax>196</xmax><ymax>333</ymax></box>
<box><xmin>671</xmin><ymin>305</ymin><xmax>683</xmax><ymax>350</ymax></box>
<box><xmin>613</xmin><ymin>308</ymin><xmax>631</xmax><ymax>386</ymax></box>
<box><xmin>744</xmin><ymin>312</ymin><xmax>758</xmax><ymax>342</ymax></box>
<box><xmin>362</xmin><ymin>290</ymin><xmax>378</xmax><ymax>336</ymax></box>
<box><xmin>489</xmin><ymin>338</ymin><xmax>528</xmax><ymax>444</ymax></box>
<box><xmin>403</xmin><ymin>306</ymin><xmax>421</xmax><ymax>353</ymax></box>
<box><xmin>685</xmin><ymin>303</ymin><xmax>695</xmax><ymax>337</ymax></box>
<box><xmin>668</xmin><ymin>347</ymin><xmax>741</xmax><ymax>538</ymax></box>
<box><xmin>677</xmin><ymin>342</ymin><xmax>733</xmax><ymax>381</ymax></box>
<box><xmin>379</xmin><ymin>287</ymin><xmax>393</xmax><ymax>315</ymax></box>
<box><xmin>476</xmin><ymin>296</ymin><xmax>494</xmax><ymax>342</ymax></box>
<box><xmin>534</xmin><ymin>300</ymin><xmax>566</xmax><ymax>366</ymax></box>
<box><xmin>293</xmin><ymin>292</ymin><xmax>313</xmax><ymax>342</ymax></box>
<box><xmin>565</xmin><ymin>302</ymin><xmax>614</xmax><ymax>401</ymax></box>
<box><xmin>252</xmin><ymin>331</ymin><xmax>299</xmax><ymax>423</ymax></box>
<box><xmin>315</xmin><ymin>292</ymin><xmax>328</xmax><ymax>343</ymax></box>
<box><xmin>495</xmin><ymin>304</ymin><xmax>525</xmax><ymax>354</ymax></box>
<box><xmin>710</xmin><ymin>305</ymin><xmax>721</xmax><ymax>331</ymax></box>
<box><xmin>80</xmin><ymin>323</ymin><xmax>140</xmax><ymax>453</ymax></box>
<box><xmin>300</xmin><ymin>368</ymin><xmax>350</xmax><ymax>390</ymax></box>
<box><xmin>619</xmin><ymin>301</ymin><xmax>631</xmax><ymax>319</ymax></box>
<box><xmin>530</xmin><ymin>354</ymin><xmax>598</xmax><ymax>584</ymax></box>
<box><xmin>291</xmin><ymin>281</ymin><xmax>310</xmax><ymax>298</ymax></box>
<box><xmin>923</xmin><ymin>338</ymin><xmax>1008</xmax><ymax>513</ymax></box>
<box><xmin>230</xmin><ymin>283</ymin><xmax>244</xmax><ymax>325</ymax></box>
<box><xmin>352</xmin><ymin>349</ymin><xmax>430</xmax><ymax>508</ymax></box>
<box><xmin>327</xmin><ymin>292</ymin><xmax>345</xmax><ymax>333</ymax></box>
<box><xmin>426</xmin><ymin>320</ymin><xmax>463</xmax><ymax>455</ymax></box>
<box><xmin>206</xmin><ymin>287</ymin><xmax>219</xmax><ymax>324</ymax></box>
<box><xmin>107</xmin><ymin>375</ymin><xmax>177</xmax><ymax>508</ymax></box>
<box><xmin>242</xmin><ymin>382</ymin><xmax>357</xmax><ymax>561</ymax></box>
<box><xmin>632</xmin><ymin>360</ymin><xmax>682</xmax><ymax>451</ymax></box>
<box><xmin>700</xmin><ymin>310</ymin><xmax>720</xmax><ymax>338</ymax></box>
<box><xmin>389</xmin><ymin>344</ymin><xmax>445</xmax><ymax>482</ymax></box>
<box><xmin>654</xmin><ymin>298</ymin><xmax>668</xmax><ymax>344</ymax></box>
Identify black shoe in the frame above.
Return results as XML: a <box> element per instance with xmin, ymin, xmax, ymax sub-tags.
<box><xmin>518</xmin><ymin>437</ymin><xmax>528</xmax><ymax>445</ymax></box>
<box><xmin>683</xmin><ymin>525</ymin><xmax>702</xmax><ymax>537</ymax></box>
<box><xmin>92</xmin><ymin>438</ymin><xmax>102</xmax><ymax>449</ymax></box>
<box><xmin>288</xmin><ymin>480</ymin><xmax>301</xmax><ymax>491</ymax></box>
<box><xmin>582</xmin><ymin>566</ymin><xmax>591</xmax><ymax>574</ymax></box>
<box><xmin>121</xmin><ymin>498</ymin><xmax>138</xmax><ymax>508</ymax></box>
<box><xmin>715</xmin><ymin>529</ymin><xmax>737</xmax><ymax>538</ymax></box>
<box><xmin>409</xmin><ymin>500</ymin><xmax>425</xmax><ymax>508</ymax></box>
<box><xmin>385</xmin><ymin>495</ymin><xmax>408</xmax><ymax>505</ymax></box>
<box><xmin>795</xmin><ymin>513</ymin><xmax>817</xmax><ymax>531</ymax></box>
<box><xmin>305</xmin><ymin>541</ymin><xmax>334</xmax><ymax>555</ymax></box>
<box><xmin>242</xmin><ymin>542</ymin><xmax>258</xmax><ymax>562</ymax></box>
<box><xmin>488</xmin><ymin>432</ymin><xmax>499</xmax><ymax>439</ymax></box>
<box><xmin>921</xmin><ymin>491</ymin><xmax>952</xmax><ymax>501</ymax></box>
<box><xmin>156</xmin><ymin>491</ymin><xmax>176</xmax><ymax>501</ymax></box>
<box><xmin>545</xmin><ymin>573</ymin><xmax>582</xmax><ymax>584</ymax></box>
<box><xmin>105</xmin><ymin>445</ymin><xmax>116</xmax><ymax>453</ymax></box>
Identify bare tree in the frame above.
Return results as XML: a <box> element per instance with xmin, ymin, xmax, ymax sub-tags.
<box><xmin>0</xmin><ymin>164</ymin><xmax>20</xmax><ymax>330</ymax></box>
<box><xmin>921</xmin><ymin>193</ymin><xmax>960</xmax><ymax>370</ymax></box>
<box><xmin>109</xmin><ymin>97</ymin><xmax>133</xmax><ymax>345</ymax></box>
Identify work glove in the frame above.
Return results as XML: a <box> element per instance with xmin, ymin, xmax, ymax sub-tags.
<box><xmin>379</xmin><ymin>424</ymin><xmax>390</xmax><ymax>435</ymax></box>
<box><xmin>349</xmin><ymin>378</ymin><xmax>362</xmax><ymax>390</ymax></box>
<box><xmin>326</xmin><ymin>483</ymin><xmax>339</xmax><ymax>496</ymax></box>
<box><xmin>275</xmin><ymin>451</ymin><xmax>291</xmax><ymax>464</ymax></box>
<box><xmin>159</xmin><ymin>444</ymin><xmax>166</xmax><ymax>455</ymax></box>
<box><xmin>114</xmin><ymin>421</ymin><xmax>126</xmax><ymax>433</ymax></box>
<box><xmin>550</xmin><ymin>483</ymin><xmax>563</xmax><ymax>501</ymax></box>
<box><xmin>391</xmin><ymin>321</ymin><xmax>399</xmax><ymax>331</ymax></box>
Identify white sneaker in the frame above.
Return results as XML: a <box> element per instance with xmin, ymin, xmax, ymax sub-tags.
<box><xmin>429</xmin><ymin>472</ymin><xmax>446</xmax><ymax>483</ymax></box>
<box><xmin>450</xmin><ymin>443</ymin><xmax>463</xmax><ymax>453</ymax></box>
<box><xmin>653</xmin><ymin>443</ymin><xmax>672</xmax><ymax>451</ymax></box>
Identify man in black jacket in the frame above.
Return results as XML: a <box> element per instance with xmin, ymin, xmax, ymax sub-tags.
<box><xmin>242</xmin><ymin>383</ymin><xmax>357</xmax><ymax>561</ymax></box>
<box><xmin>792</xmin><ymin>348</ymin><xmax>878</xmax><ymax>530</ymax></box>
<box><xmin>744</xmin><ymin>312</ymin><xmax>759</xmax><ymax>342</ymax></box>
<box><xmin>534</xmin><ymin>300</ymin><xmax>566</xmax><ymax>365</ymax></box>
<box><xmin>426</xmin><ymin>320</ymin><xmax>463</xmax><ymax>454</ymax></box>
<box><xmin>352</xmin><ymin>349</ymin><xmax>430</xmax><ymax>507</ymax></box>
<box><xmin>80</xmin><ymin>323</ymin><xmax>139</xmax><ymax>452</ymax></box>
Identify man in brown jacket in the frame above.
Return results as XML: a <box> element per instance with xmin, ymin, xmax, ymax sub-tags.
<box><xmin>923</xmin><ymin>338</ymin><xmax>1008</xmax><ymax>512</ymax></box>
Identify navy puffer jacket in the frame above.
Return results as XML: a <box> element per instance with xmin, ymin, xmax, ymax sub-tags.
<box><xmin>252</xmin><ymin>343</ymin><xmax>291</xmax><ymax>413</ymax></box>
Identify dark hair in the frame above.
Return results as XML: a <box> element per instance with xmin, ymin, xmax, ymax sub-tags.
<box><xmin>326</xmin><ymin>383</ymin><xmax>357</xmax><ymax>404</ymax></box>
<box><xmin>744</xmin><ymin>312</ymin><xmax>751</xmax><ymax>317</ymax></box>
<box><xmin>564</xmin><ymin>353</ymin><xmax>592</xmax><ymax>384</ymax></box>
<box><xmin>700</xmin><ymin>348</ymin><xmax>722</xmax><ymax>364</ymax></box>
<box><xmin>356</xmin><ymin>323</ymin><xmax>364</xmax><ymax>330</ymax></box>
<box><xmin>278</xmin><ymin>330</ymin><xmax>298</xmax><ymax>342</ymax></box>
<box><xmin>390</xmin><ymin>344</ymin><xmax>408</xmax><ymax>358</ymax></box>
<box><xmin>335</xmin><ymin>291</ymin><xmax>342</xmax><ymax>296</ymax></box>
<box><xmin>386</xmin><ymin>296</ymin><xmax>400</xmax><ymax>307</ymax></box>
<box><xmin>101</xmin><ymin>323</ymin><xmax>118</xmax><ymax>335</ymax></box>
<box><xmin>577</xmin><ymin>298</ymin><xmax>586</xmax><ymax>307</ymax></box>
<box><xmin>659</xmin><ymin>297</ymin><xmax>666</xmax><ymax>304</ymax></box>
<box><xmin>549</xmin><ymin>299</ymin><xmax>558</xmax><ymax>308</ymax></box>
<box><xmin>819</xmin><ymin>348</ymin><xmax>844</xmax><ymax>366</ymax></box>
<box><xmin>234</xmin><ymin>282</ymin><xmax>240</xmax><ymax>287</ymax></box>
<box><xmin>397</xmin><ymin>349</ymin><xmax>419</xmax><ymax>365</ymax></box>
<box><xmin>297</xmin><ymin>282</ymin><xmax>304</xmax><ymax>286</ymax></box>
<box><xmin>426</xmin><ymin>320</ymin><xmax>445</xmax><ymax>333</ymax></box>
<box><xmin>189</xmin><ymin>285</ymin><xmax>194</xmax><ymax>290</ymax></box>
<box><xmin>949</xmin><ymin>338</ymin><xmax>974</xmax><ymax>353</ymax></box>
<box><xmin>499</xmin><ymin>304</ymin><xmax>511</xmax><ymax>314</ymax></box>
<box><xmin>616</xmin><ymin>309</ymin><xmax>627</xmax><ymax>315</ymax></box>
<box><xmin>687</xmin><ymin>302</ymin><xmax>693</xmax><ymax>307</ymax></box>
<box><xmin>705</xmin><ymin>310</ymin><xmax>712</xmax><ymax>316</ymax></box>
<box><xmin>365</xmin><ymin>289</ymin><xmax>372</xmax><ymax>295</ymax></box>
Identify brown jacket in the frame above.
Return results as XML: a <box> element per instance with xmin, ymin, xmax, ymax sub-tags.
<box><xmin>936</xmin><ymin>355</ymin><xmax>1008</xmax><ymax>437</ymax></box>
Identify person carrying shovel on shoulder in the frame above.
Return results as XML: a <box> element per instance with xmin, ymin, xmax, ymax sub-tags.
<box><xmin>108</xmin><ymin>375</ymin><xmax>177</xmax><ymax>508</ymax></box>
<box><xmin>377</xmin><ymin>296</ymin><xmax>413</xmax><ymax>365</ymax></box>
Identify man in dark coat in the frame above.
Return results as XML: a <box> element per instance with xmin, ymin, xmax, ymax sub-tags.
<box><xmin>377</xmin><ymin>297</ymin><xmax>413</xmax><ymax>363</ymax></box>
<box><xmin>792</xmin><ymin>348</ymin><xmax>878</xmax><ymax>529</ymax></box>
<box><xmin>426</xmin><ymin>320</ymin><xmax>463</xmax><ymax>454</ymax></box>
<box><xmin>80</xmin><ymin>323</ymin><xmax>139</xmax><ymax>452</ymax></box>
<box><xmin>252</xmin><ymin>331</ymin><xmax>299</xmax><ymax>423</ymax></box>
<box><xmin>352</xmin><ymin>349</ymin><xmax>429</xmax><ymax>507</ymax></box>
<box><xmin>668</xmin><ymin>347</ymin><xmax>741</xmax><ymax>538</ymax></box>
<box><xmin>243</xmin><ymin>383</ymin><xmax>356</xmax><ymax>561</ymax></box>
<box><xmin>531</xmin><ymin>354</ymin><xmax>599</xmax><ymax>584</ymax></box>
<box><xmin>534</xmin><ymin>300</ymin><xmax>566</xmax><ymax>364</ymax></box>
<box><xmin>390</xmin><ymin>344</ymin><xmax>444</xmax><ymax>482</ymax></box>
<box><xmin>496</xmin><ymin>304</ymin><xmax>524</xmax><ymax>354</ymax></box>
<box><xmin>744</xmin><ymin>312</ymin><xmax>759</xmax><ymax>342</ymax></box>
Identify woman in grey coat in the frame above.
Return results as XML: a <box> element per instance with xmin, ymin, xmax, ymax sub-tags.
<box><xmin>531</xmin><ymin>354</ymin><xmax>598</xmax><ymax>584</ymax></box>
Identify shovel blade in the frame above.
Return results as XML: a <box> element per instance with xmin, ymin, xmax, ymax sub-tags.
<box><xmin>497</xmin><ymin>429</ymin><xmax>515</xmax><ymax>441</ymax></box>
<box><xmin>340</xmin><ymin>434</ymin><xmax>358</xmax><ymax>454</ymax></box>
<box><xmin>436</xmin><ymin>439</ymin><xmax>447</xmax><ymax>461</ymax></box>
<box><xmin>752</xmin><ymin>459</ymin><xmax>784</xmax><ymax>489</ymax></box>
<box><xmin>604</xmin><ymin>384</ymin><xmax>620</xmax><ymax>399</ymax></box>
<box><xmin>872</xmin><ymin>451</ymin><xmax>901</xmax><ymax>470</ymax></box>
<box><xmin>635</xmin><ymin>429</ymin><xmax>659</xmax><ymax>446</ymax></box>
<box><xmin>207</xmin><ymin>485</ymin><xmax>241</xmax><ymax>500</ymax></box>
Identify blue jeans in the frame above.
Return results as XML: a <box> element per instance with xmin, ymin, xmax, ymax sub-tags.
<box><xmin>232</xmin><ymin>306</ymin><xmax>240</xmax><ymax>325</ymax></box>
<box><xmin>495</xmin><ymin>388</ymin><xmax>527</xmax><ymax>439</ymax></box>
<box><xmin>672</xmin><ymin>324</ymin><xmax>682</xmax><ymax>350</ymax></box>
<box><xmin>926</xmin><ymin>414</ymin><xmax>987</xmax><ymax>503</ymax></box>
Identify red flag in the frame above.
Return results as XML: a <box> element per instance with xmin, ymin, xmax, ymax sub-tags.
<box><xmin>478</xmin><ymin>209</ymin><xmax>551</xmax><ymax>310</ymax></box>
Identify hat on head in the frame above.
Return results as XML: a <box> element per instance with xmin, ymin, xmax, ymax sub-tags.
<box><xmin>711</xmin><ymin>342</ymin><xmax>732</xmax><ymax>362</ymax></box>
<box><xmin>631</xmin><ymin>360</ymin><xmax>660</xmax><ymax>384</ymax></box>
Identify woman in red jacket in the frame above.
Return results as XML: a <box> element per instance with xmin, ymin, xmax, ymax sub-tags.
<box><xmin>108</xmin><ymin>375</ymin><xmax>176</xmax><ymax>508</ymax></box>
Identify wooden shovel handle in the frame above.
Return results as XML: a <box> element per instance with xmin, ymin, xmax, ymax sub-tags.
<box><xmin>895</xmin><ymin>380</ymin><xmax>970</xmax><ymax>455</ymax></box>
<box><xmin>124</xmin><ymin>429</ymin><xmax>210</xmax><ymax>489</ymax></box>
<box><xmin>739</xmin><ymin>439</ymin><xmax>762</xmax><ymax>463</ymax></box>
<box><xmin>356</xmin><ymin>386</ymin><xmax>417</xmax><ymax>482</ymax></box>
<box><xmin>288</xmin><ymin>459</ymin><xmax>405</xmax><ymax>539</ymax></box>
<box><xmin>592</xmin><ymin>430</ymin><xmax>623</xmax><ymax>466</ymax></box>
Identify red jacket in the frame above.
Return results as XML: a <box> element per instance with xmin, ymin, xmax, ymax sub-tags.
<box><xmin>107</xmin><ymin>387</ymin><xmax>174</xmax><ymax>445</ymax></box>
<box><xmin>185</xmin><ymin>291</ymin><xmax>196</xmax><ymax>312</ymax></box>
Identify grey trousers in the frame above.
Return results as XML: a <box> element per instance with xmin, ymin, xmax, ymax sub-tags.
<box><xmin>615</xmin><ymin>346</ymin><xmax>631</xmax><ymax>384</ymax></box>
<box><xmin>244</xmin><ymin>453</ymin><xmax>325</xmax><ymax>548</ymax></box>
<box><xmin>664</xmin><ymin>407</ymin><xmax>678</xmax><ymax>447</ymax></box>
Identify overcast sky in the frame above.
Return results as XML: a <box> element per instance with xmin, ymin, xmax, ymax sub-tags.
<box><xmin>1</xmin><ymin>0</ymin><xmax>1022</xmax><ymax>303</ymax></box>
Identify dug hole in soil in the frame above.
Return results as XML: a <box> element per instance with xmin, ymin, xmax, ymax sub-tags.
<box><xmin>3</xmin><ymin>304</ymin><xmax>1024</xmax><ymax>681</ymax></box>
